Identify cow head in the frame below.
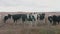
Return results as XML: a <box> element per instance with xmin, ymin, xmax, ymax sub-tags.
<box><xmin>8</xmin><ymin>14</ymin><xmax>12</xmax><ymax>19</ymax></box>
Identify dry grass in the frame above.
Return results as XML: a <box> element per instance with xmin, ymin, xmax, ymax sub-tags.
<box><xmin>0</xmin><ymin>12</ymin><xmax>60</xmax><ymax>34</ymax></box>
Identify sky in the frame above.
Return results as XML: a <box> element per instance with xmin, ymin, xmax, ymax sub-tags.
<box><xmin>0</xmin><ymin>0</ymin><xmax>60</xmax><ymax>12</ymax></box>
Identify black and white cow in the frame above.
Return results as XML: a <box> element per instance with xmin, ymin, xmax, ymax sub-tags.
<box><xmin>5</xmin><ymin>13</ymin><xmax>36</xmax><ymax>23</ymax></box>
<box><xmin>48</xmin><ymin>15</ymin><xmax>60</xmax><ymax>25</ymax></box>
<box><xmin>8</xmin><ymin>14</ymin><xmax>27</xmax><ymax>23</ymax></box>
<box><xmin>37</xmin><ymin>13</ymin><xmax>45</xmax><ymax>20</ymax></box>
<box><xmin>4</xmin><ymin>16</ymin><xmax>8</xmax><ymax>23</ymax></box>
<box><xmin>37</xmin><ymin>13</ymin><xmax>45</xmax><ymax>24</ymax></box>
<box><xmin>48</xmin><ymin>15</ymin><xmax>53</xmax><ymax>24</ymax></box>
<box><xmin>57</xmin><ymin>16</ymin><xmax>60</xmax><ymax>24</ymax></box>
<box><xmin>27</xmin><ymin>13</ymin><xmax>38</xmax><ymax>26</ymax></box>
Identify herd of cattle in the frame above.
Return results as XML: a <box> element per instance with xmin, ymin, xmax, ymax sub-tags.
<box><xmin>3</xmin><ymin>13</ymin><xmax>60</xmax><ymax>25</ymax></box>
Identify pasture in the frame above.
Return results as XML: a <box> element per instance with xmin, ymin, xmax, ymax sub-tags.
<box><xmin>0</xmin><ymin>12</ymin><xmax>60</xmax><ymax>34</ymax></box>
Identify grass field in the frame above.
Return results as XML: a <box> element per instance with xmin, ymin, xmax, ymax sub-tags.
<box><xmin>0</xmin><ymin>12</ymin><xmax>60</xmax><ymax>34</ymax></box>
<box><xmin>0</xmin><ymin>22</ymin><xmax>59</xmax><ymax>34</ymax></box>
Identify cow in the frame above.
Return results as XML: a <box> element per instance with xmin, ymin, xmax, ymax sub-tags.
<box><xmin>56</xmin><ymin>16</ymin><xmax>60</xmax><ymax>24</ymax></box>
<box><xmin>37</xmin><ymin>13</ymin><xmax>45</xmax><ymax>22</ymax></box>
<box><xmin>26</xmin><ymin>13</ymin><xmax>36</xmax><ymax>26</ymax></box>
<box><xmin>36</xmin><ymin>13</ymin><xmax>45</xmax><ymax>26</ymax></box>
<box><xmin>40</xmin><ymin>13</ymin><xmax>45</xmax><ymax>20</ymax></box>
<box><xmin>48</xmin><ymin>15</ymin><xmax>57</xmax><ymax>25</ymax></box>
<box><xmin>7</xmin><ymin>13</ymin><xmax>35</xmax><ymax>24</ymax></box>
<box><xmin>8</xmin><ymin>14</ymin><xmax>26</xmax><ymax>23</ymax></box>
<box><xmin>48</xmin><ymin>15</ymin><xmax>60</xmax><ymax>25</ymax></box>
<box><xmin>3</xmin><ymin>14</ymin><xmax>12</xmax><ymax>23</ymax></box>
<box><xmin>52</xmin><ymin>15</ymin><xmax>58</xmax><ymax>25</ymax></box>
<box><xmin>48</xmin><ymin>15</ymin><xmax>53</xmax><ymax>24</ymax></box>
<box><xmin>37</xmin><ymin>13</ymin><xmax>45</xmax><ymax>20</ymax></box>
<box><xmin>4</xmin><ymin>16</ymin><xmax>9</xmax><ymax>23</ymax></box>
<box><xmin>21</xmin><ymin>14</ymin><xmax>27</xmax><ymax>23</ymax></box>
<box><xmin>31</xmin><ymin>13</ymin><xmax>38</xmax><ymax>26</ymax></box>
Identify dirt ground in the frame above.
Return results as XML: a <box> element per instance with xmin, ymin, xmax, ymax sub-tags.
<box><xmin>0</xmin><ymin>12</ymin><xmax>60</xmax><ymax>34</ymax></box>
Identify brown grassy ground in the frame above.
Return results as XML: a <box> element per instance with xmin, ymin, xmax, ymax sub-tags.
<box><xmin>0</xmin><ymin>12</ymin><xmax>60</xmax><ymax>34</ymax></box>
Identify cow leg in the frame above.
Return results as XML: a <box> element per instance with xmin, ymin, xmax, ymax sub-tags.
<box><xmin>4</xmin><ymin>18</ymin><xmax>8</xmax><ymax>23</ymax></box>
<box><xmin>22</xmin><ymin>21</ymin><xmax>24</xmax><ymax>25</ymax></box>
<box><xmin>50</xmin><ymin>21</ymin><xmax>52</xmax><ymax>24</ymax></box>
<box><xmin>30</xmin><ymin>21</ymin><xmax>32</xmax><ymax>27</ymax></box>
<box><xmin>14</xmin><ymin>19</ymin><xmax>16</xmax><ymax>23</ymax></box>
<box><xmin>4</xmin><ymin>19</ymin><xmax>8</xmax><ymax>23</ymax></box>
<box><xmin>53</xmin><ymin>21</ymin><xmax>56</xmax><ymax>25</ymax></box>
<box><xmin>13</xmin><ymin>20</ymin><xmax>16</xmax><ymax>25</ymax></box>
<box><xmin>49</xmin><ymin>20</ymin><xmax>52</xmax><ymax>24</ymax></box>
<box><xmin>34</xmin><ymin>21</ymin><xmax>37</xmax><ymax>27</ymax></box>
<box><xmin>58</xmin><ymin>21</ymin><xmax>59</xmax><ymax>24</ymax></box>
<box><xmin>15</xmin><ymin>20</ymin><xmax>17</xmax><ymax>25</ymax></box>
<box><xmin>33</xmin><ymin>19</ymin><xmax>37</xmax><ymax>27</ymax></box>
<box><xmin>13</xmin><ymin>19</ymin><xmax>17</xmax><ymax>25</ymax></box>
<box><xmin>37</xmin><ymin>17</ymin><xmax>38</xmax><ymax>20</ymax></box>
